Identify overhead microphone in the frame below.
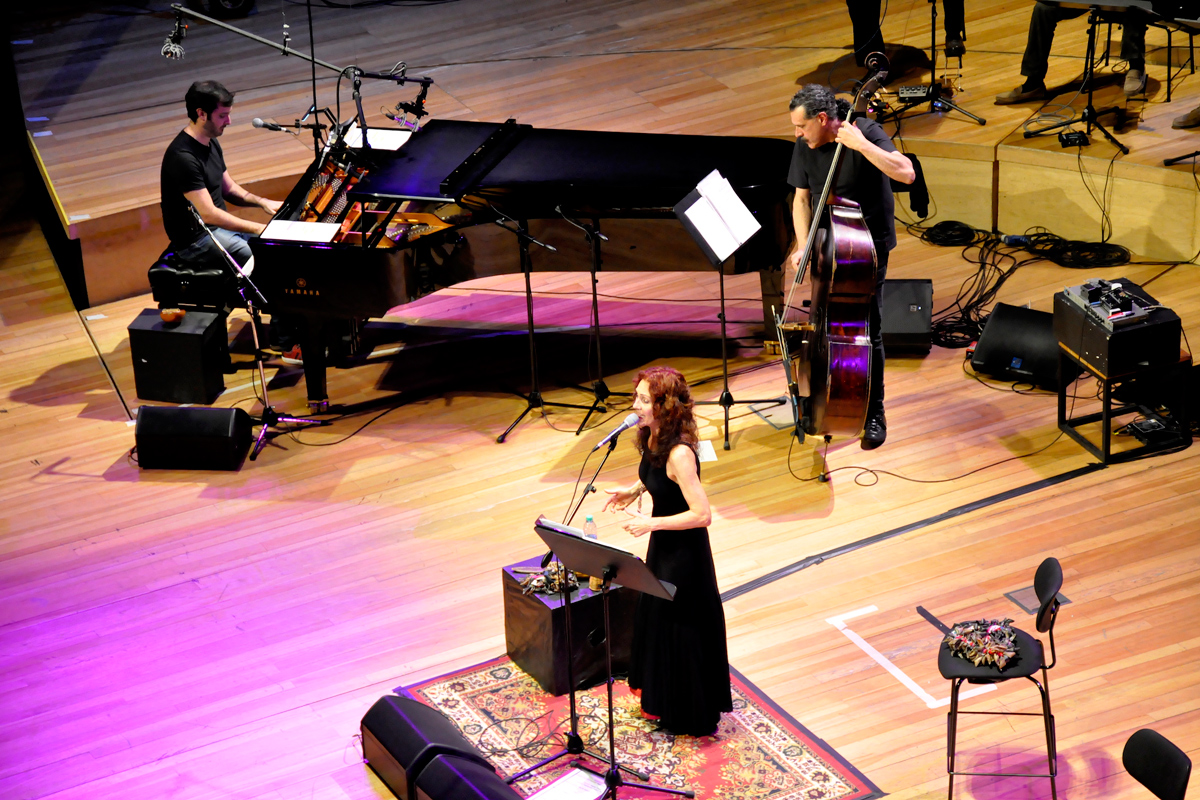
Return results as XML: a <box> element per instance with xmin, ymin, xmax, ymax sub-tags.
<box><xmin>592</xmin><ymin>413</ymin><xmax>639</xmax><ymax>452</ymax></box>
<box><xmin>161</xmin><ymin>9</ymin><xmax>186</xmax><ymax>60</ymax></box>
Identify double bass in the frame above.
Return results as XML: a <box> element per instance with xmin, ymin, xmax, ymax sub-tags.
<box><xmin>775</xmin><ymin>57</ymin><xmax>889</xmax><ymax>444</ymax></box>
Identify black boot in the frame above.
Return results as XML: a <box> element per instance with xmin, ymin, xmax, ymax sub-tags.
<box><xmin>861</xmin><ymin>409</ymin><xmax>887</xmax><ymax>450</ymax></box>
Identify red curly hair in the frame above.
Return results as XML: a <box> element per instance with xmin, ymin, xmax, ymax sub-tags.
<box><xmin>634</xmin><ymin>366</ymin><xmax>699</xmax><ymax>467</ymax></box>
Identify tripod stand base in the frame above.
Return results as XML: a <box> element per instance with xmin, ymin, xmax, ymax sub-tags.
<box><xmin>498</xmin><ymin>391</ymin><xmax>594</xmax><ymax>443</ymax></box>
<box><xmin>249</xmin><ymin>406</ymin><xmax>328</xmax><ymax>460</ymax></box>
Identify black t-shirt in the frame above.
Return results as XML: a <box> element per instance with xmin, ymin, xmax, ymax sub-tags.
<box><xmin>161</xmin><ymin>130</ymin><xmax>228</xmax><ymax>247</ymax></box>
<box><xmin>787</xmin><ymin>117</ymin><xmax>897</xmax><ymax>251</ymax></box>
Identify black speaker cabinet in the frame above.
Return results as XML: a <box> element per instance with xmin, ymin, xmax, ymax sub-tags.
<box><xmin>972</xmin><ymin>303</ymin><xmax>1077</xmax><ymax>389</ymax></box>
<box><xmin>881</xmin><ymin>278</ymin><xmax>933</xmax><ymax>355</ymax></box>
<box><xmin>128</xmin><ymin>308</ymin><xmax>229</xmax><ymax>405</ymax></box>
<box><xmin>361</xmin><ymin>695</ymin><xmax>518</xmax><ymax>800</ymax></box>
<box><xmin>134</xmin><ymin>406</ymin><xmax>252</xmax><ymax>470</ymax></box>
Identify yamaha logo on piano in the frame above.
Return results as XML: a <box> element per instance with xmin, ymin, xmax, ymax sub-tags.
<box><xmin>286</xmin><ymin>278</ymin><xmax>319</xmax><ymax>297</ymax></box>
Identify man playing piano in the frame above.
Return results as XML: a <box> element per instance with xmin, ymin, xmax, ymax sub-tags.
<box><xmin>160</xmin><ymin>80</ymin><xmax>297</xmax><ymax>359</ymax></box>
<box><xmin>785</xmin><ymin>84</ymin><xmax>915</xmax><ymax>450</ymax></box>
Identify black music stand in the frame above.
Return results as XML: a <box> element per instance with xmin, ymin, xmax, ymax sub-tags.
<box><xmin>555</xmin><ymin>208</ymin><xmax>632</xmax><ymax>435</ymax></box>
<box><xmin>496</xmin><ymin>218</ymin><xmax>593</xmax><ymax>443</ymax></box>
<box><xmin>533</xmin><ymin>517</ymin><xmax>693</xmax><ymax>800</ymax></box>
<box><xmin>675</xmin><ymin>172</ymin><xmax>786</xmax><ymax>451</ymax></box>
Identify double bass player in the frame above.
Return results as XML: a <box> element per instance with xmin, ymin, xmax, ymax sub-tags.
<box><xmin>785</xmin><ymin>83</ymin><xmax>914</xmax><ymax>449</ymax></box>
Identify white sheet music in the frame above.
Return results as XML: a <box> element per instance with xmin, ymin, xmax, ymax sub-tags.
<box><xmin>342</xmin><ymin>123</ymin><xmax>412</xmax><ymax>151</ymax></box>
<box><xmin>697</xmin><ymin>169</ymin><xmax>761</xmax><ymax>243</ymax></box>
<box><xmin>262</xmin><ymin>220</ymin><xmax>341</xmax><ymax>243</ymax></box>
<box><xmin>682</xmin><ymin>169</ymin><xmax>762</xmax><ymax>263</ymax></box>
<box><xmin>683</xmin><ymin>198</ymin><xmax>740</xmax><ymax>263</ymax></box>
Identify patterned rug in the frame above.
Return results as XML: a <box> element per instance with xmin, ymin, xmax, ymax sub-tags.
<box><xmin>404</xmin><ymin>655</ymin><xmax>882</xmax><ymax>800</ymax></box>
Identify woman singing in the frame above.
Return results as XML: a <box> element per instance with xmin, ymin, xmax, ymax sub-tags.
<box><xmin>603</xmin><ymin>366</ymin><xmax>732</xmax><ymax>736</ymax></box>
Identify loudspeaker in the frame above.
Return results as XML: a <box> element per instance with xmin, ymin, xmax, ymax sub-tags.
<box><xmin>881</xmin><ymin>279</ymin><xmax>933</xmax><ymax>354</ymax></box>
<box><xmin>128</xmin><ymin>308</ymin><xmax>229</xmax><ymax>405</ymax></box>
<box><xmin>972</xmin><ymin>303</ymin><xmax>1076</xmax><ymax>389</ymax></box>
<box><xmin>134</xmin><ymin>406</ymin><xmax>252</xmax><ymax>470</ymax></box>
<box><xmin>361</xmin><ymin>695</ymin><xmax>519</xmax><ymax>800</ymax></box>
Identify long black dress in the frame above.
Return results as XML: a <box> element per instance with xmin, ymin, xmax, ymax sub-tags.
<box><xmin>627</xmin><ymin>448</ymin><xmax>732</xmax><ymax>736</ymax></box>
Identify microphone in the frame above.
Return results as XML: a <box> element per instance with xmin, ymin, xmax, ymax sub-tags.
<box><xmin>592</xmin><ymin>413</ymin><xmax>639</xmax><ymax>452</ymax></box>
<box><xmin>161</xmin><ymin>10</ymin><xmax>186</xmax><ymax>60</ymax></box>
<box><xmin>252</xmin><ymin>118</ymin><xmax>285</xmax><ymax>132</ymax></box>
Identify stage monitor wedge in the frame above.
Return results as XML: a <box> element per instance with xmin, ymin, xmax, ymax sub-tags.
<box><xmin>972</xmin><ymin>303</ymin><xmax>1077</xmax><ymax>390</ymax></box>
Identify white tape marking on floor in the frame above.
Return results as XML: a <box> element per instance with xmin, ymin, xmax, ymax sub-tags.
<box><xmin>826</xmin><ymin>606</ymin><xmax>995</xmax><ymax>709</ymax></box>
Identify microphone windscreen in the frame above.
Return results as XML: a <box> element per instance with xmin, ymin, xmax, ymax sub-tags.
<box><xmin>252</xmin><ymin>118</ymin><xmax>265</xmax><ymax>128</ymax></box>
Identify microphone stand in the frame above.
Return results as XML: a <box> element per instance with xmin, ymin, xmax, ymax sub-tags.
<box><xmin>187</xmin><ymin>207</ymin><xmax>327</xmax><ymax>459</ymax></box>
<box><xmin>876</xmin><ymin>0</ymin><xmax>985</xmax><ymax>126</ymax></box>
<box><xmin>511</xmin><ymin>435</ymin><xmax>648</xmax><ymax>788</ymax></box>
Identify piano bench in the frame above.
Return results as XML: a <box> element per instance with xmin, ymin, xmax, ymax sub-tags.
<box><xmin>148</xmin><ymin>249</ymin><xmax>238</xmax><ymax>313</ymax></box>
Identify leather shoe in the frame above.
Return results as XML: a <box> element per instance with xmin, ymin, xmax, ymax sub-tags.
<box><xmin>945</xmin><ymin>36</ymin><xmax>965</xmax><ymax>58</ymax></box>
<box><xmin>1173</xmin><ymin>105</ymin><xmax>1200</xmax><ymax>129</ymax></box>
<box><xmin>860</xmin><ymin>412</ymin><xmax>887</xmax><ymax>450</ymax></box>
<box><xmin>1123</xmin><ymin>69</ymin><xmax>1146</xmax><ymax>97</ymax></box>
<box><xmin>995</xmin><ymin>83</ymin><xmax>1045</xmax><ymax>105</ymax></box>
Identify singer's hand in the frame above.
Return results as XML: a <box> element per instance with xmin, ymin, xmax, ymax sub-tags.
<box><xmin>603</xmin><ymin>487</ymin><xmax>638</xmax><ymax>513</ymax></box>
<box><xmin>622</xmin><ymin>509</ymin><xmax>654</xmax><ymax>538</ymax></box>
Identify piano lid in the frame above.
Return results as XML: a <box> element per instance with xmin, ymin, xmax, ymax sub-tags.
<box><xmin>350</xmin><ymin>118</ymin><xmax>794</xmax><ymax>216</ymax></box>
<box><xmin>351</xmin><ymin>119</ymin><xmax>506</xmax><ymax>202</ymax></box>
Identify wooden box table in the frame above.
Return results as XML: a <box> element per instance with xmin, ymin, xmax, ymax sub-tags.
<box><xmin>502</xmin><ymin>555</ymin><xmax>637</xmax><ymax>696</ymax></box>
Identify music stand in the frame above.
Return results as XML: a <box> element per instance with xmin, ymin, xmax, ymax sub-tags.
<box><xmin>495</xmin><ymin>218</ymin><xmax>594</xmax><ymax>443</ymax></box>
<box><xmin>533</xmin><ymin>517</ymin><xmax>693</xmax><ymax>800</ymax></box>
<box><xmin>675</xmin><ymin>171</ymin><xmax>787</xmax><ymax>451</ymax></box>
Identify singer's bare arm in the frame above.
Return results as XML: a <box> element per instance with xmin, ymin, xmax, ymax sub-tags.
<box><xmin>621</xmin><ymin>444</ymin><xmax>711</xmax><ymax>537</ymax></box>
<box><xmin>221</xmin><ymin>171</ymin><xmax>282</xmax><ymax>214</ymax></box>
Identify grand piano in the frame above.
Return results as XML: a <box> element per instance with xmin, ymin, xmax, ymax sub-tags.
<box><xmin>250</xmin><ymin>119</ymin><xmax>795</xmax><ymax>404</ymax></box>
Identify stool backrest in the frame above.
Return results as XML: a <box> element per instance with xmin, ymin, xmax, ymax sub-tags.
<box><xmin>1123</xmin><ymin>728</ymin><xmax>1191</xmax><ymax>800</ymax></box>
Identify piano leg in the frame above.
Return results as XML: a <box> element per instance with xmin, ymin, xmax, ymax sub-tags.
<box><xmin>300</xmin><ymin>314</ymin><xmax>329</xmax><ymax>406</ymax></box>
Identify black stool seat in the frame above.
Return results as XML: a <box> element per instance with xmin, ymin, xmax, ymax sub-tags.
<box><xmin>938</xmin><ymin>627</ymin><xmax>1044</xmax><ymax>683</ymax></box>
<box><xmin>148</xmin><ymin>247</ymin><xmax>237</xmax><ymax>311</ymax></box>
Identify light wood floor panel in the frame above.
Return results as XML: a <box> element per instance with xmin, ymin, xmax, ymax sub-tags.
<box><xmin>4</xmin><ymin>4</ymin><xmax>1200</xmax><ymax>800</ymax></box>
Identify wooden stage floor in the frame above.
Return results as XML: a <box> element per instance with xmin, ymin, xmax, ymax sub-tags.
<box><xmin>3</xmin><ymin>3</ymin><xmax>1200</xmax><ymax>800</ymax></box>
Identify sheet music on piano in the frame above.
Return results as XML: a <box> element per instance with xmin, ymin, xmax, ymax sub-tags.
<box><xmin>341</xmin><ymin>123</ymin><xmax>413</xmax><ymax>151</ymax></box>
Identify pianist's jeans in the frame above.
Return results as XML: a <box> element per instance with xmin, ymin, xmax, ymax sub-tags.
<box><xmin>1022</xmin><ymin>1</ymin><xmax>1146</xmax><ymax>84</ymax></box>
<box><xmin>175</xmin><ymin>227</ymin><xmax>255</xmax><ymax>269</ymax></box>
<box><xmin>174</xmin><ymin>228</ymin><xmax>299</xmax><ymax>349</ymax></box>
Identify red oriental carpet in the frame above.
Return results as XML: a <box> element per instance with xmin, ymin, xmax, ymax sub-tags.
<box><xmin>403</xmin><ymin>655</ymin><xmax>882</xmax><ymax>800</ymax></box>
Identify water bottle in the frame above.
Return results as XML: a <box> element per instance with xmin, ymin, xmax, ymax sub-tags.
<box><xmin>582</xmin><ymin>515</ymin><xmax>603</xmax><ymax>591</ymax></box>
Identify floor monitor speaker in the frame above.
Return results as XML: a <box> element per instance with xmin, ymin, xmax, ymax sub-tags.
<box><xmin>134</xmin><ymin>406</ymin><xmax>252</xmax><ymax>470</ymax></box>
<box><xmin>361</xmin><ymin>695</ymin><xmax>518</xmax><ymax>800</ymax></box>
<box><xmin>128</xmin><ymin>308</ymin><xmax>229</xmax><ymax>404</ymax></box>
<box><xmin>881</xmin><ymin>279</ymin><xmax>933</xmax><ymax>354</ymax></box>
<box><xmin>972</xmin><ymin>303</ymin><xmax>1075</xmax><ymax>389</ymax></box>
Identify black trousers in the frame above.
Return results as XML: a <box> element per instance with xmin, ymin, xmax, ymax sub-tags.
<box><xmin>846</xmin><ymin>0</ymin><xmax>965</xmax><ymax>66</ymax></box>
<box><xmin>869</xmin><ymin>246</ymin><xmax>888</xmax><ymax>417</ymax></box>
<box><xmin>1021</xmin><ymin>1</ymin><xmax>1146</xmax><ymax>82</ymax></box>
